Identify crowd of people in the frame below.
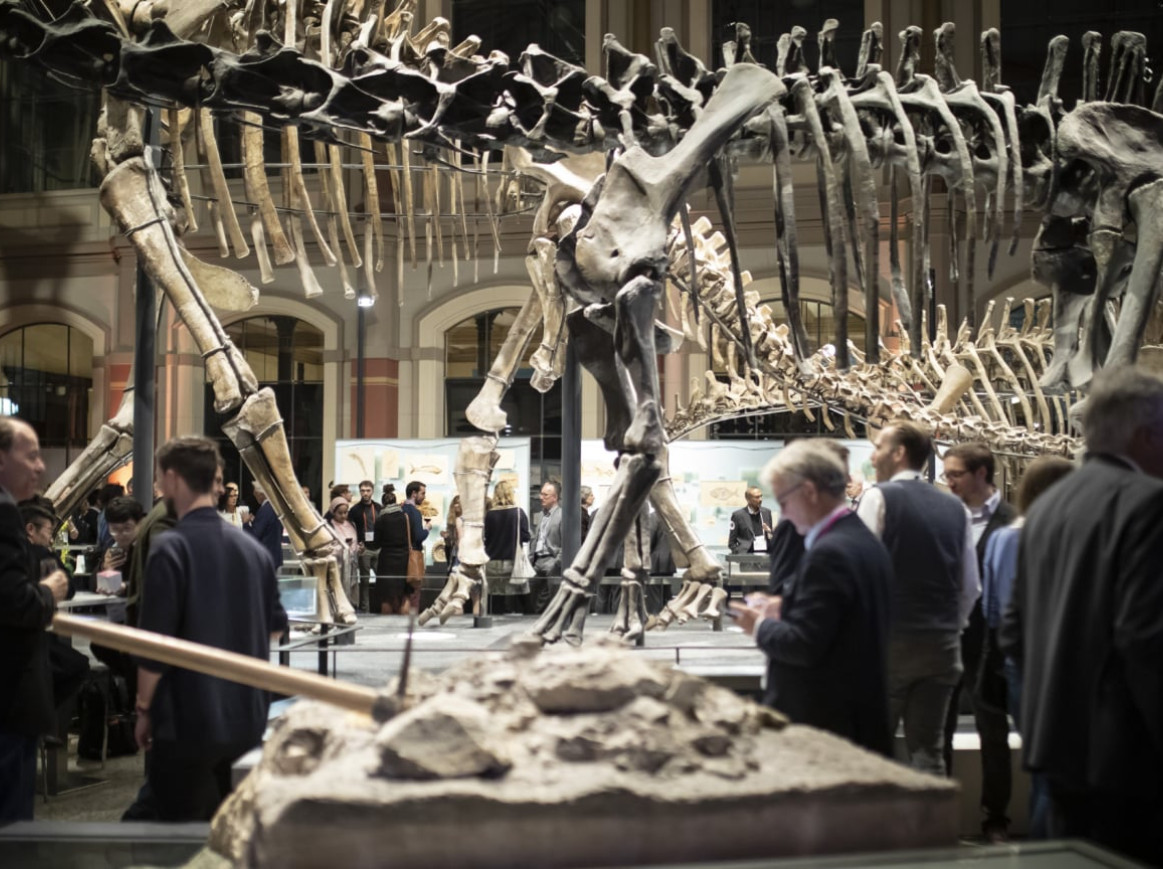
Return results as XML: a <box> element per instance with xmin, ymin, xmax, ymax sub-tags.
<box><xmin>0</xmin><ymin>428</ymin><xmax>287</xmax><ymax>823</ymax></box>
<box><xmin>730</xmin><ymin>365</ymin><xmax>1163</xmax><ymax>864</ymax></box>
<box><xmin>2</xmin><ymin>364</ymin><xmax>1161</xmax><ymax>862</ymax></box>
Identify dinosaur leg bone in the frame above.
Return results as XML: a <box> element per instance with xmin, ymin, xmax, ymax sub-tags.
<box><xmin>45</xmin><ymin>382</ymin><xmax>136</xmax><ymax>524</ymax></box>
<box><xmin>1102</xmin><ymin>178</ymin><xmax>1163</xmax><ymax>370</ymax></box>
<box><xmin>464</xmin><ymin>293</ymin><xmax>543</xmax><ymax>433</ymax></box>
<box><xmin>609</xmin><ymin>504</ymin><xmax>651</xmax><ymax>642</ymax></box>
<box><xmin>99</xmin><ymin>157</ymin><xmax>257</xmax><ymax>413</ymax></box>
<box><xmin>418</xmin><ymin>436</ymin><xmax>498</xmax><ymax>626</ymax></box>
<box><xmin>530</xmin><ymin>452</ymin><xmax>661</xmax><ymax>646</ymax></box>
<box><xmin>221</xmin><ymin>389</ymin><xmax>356</xmax><ymax>625</ymax></box>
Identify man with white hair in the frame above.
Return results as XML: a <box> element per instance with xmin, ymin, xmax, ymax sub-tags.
<box><xmin>730</xmin><ymin>441</ymin><xmax>894</xmax><ymax>756</ymax></box>
<box><xmin>1001</xmin><ymin>366</ymin><xmax>1163</xmax><ymax>864</ymax></box>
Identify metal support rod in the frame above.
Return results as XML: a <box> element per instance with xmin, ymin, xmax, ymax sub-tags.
<box><xmin>356</xmin><ymin>305</ymin><xmax>367</xmax><ymax>438</ymax></box>
<box><xmin>560</xmin><ymin>340</ymin><xmax>582</xmax><ymax>569</ymax></box>
<box><xmin>132</xmin><ymin>108</ymin><xmax>157</xmax><ymax>510</ymax></box>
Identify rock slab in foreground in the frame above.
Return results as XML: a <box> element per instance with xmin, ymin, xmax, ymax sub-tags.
<box><xmin>208</xmin><ymin>642</ymin><xmax>956</xmax><ymax>868</ymax></box>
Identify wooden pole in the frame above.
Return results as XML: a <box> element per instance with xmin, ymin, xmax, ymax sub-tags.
<box><xmin>52</xmin><ymin>614</ymin><xmax>379</xmax><ymax>718</ymax></box>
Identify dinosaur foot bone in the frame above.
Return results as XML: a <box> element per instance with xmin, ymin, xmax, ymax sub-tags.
<box><xmin>608</xmin><ymin>577</ymin><xmax>647</xmax><ymax>643</ymax></box>
<box><xmin>528</xmin><ymin>573</ymin><xmax>592</xmax><ymax>646</ymax></box>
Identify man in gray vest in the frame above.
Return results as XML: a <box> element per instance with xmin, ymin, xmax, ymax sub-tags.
<box><xmin>857</xmin><ymin>420</ymin><xmax>980</xmax><ymax>776</ymax></box>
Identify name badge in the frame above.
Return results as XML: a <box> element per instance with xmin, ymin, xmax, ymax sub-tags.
<box><xmin>365</xmin><ymin>531</ymin><xmax>375</xmax><ymax>542</ymax></box>
<box><xmin>752</xmin><ymin>536</ymin><xmax>767</xmax><ymax>553</ymax></box>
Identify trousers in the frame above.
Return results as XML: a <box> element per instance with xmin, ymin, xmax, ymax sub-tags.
<box><xmin>944</xmin><ymin>604</ymin><xmax>1012</xmax><ymax>828</ymax></box>
<box><xmin>0</xmin><ymin>731</ymin><xmax>36</xmax><ymax>822</ymax></box>
<box><xmin>888</xmin><ymin>632</ymin><xmax>962</xmax><ymax>776</ymax></box>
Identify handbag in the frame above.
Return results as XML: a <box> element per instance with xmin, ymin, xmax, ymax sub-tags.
<box><xmin>510</xmin><ymin>508</ymin><xmax>535</xmax><ymax>581</ymax></box>
<box><xmin>403</xmin><ymin>510</ymin><xmax>426</xmax><ymax>589</ymax></box>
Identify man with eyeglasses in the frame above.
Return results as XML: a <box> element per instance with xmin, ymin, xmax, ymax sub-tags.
<box><xmin>856</xmin><ymin>420</ymin><xmax>979</xmax><ymax>778</ymax></box>
<box><xmin>942</xmin><ymin>442</ymin><xmax>1017</xmax><ymax>843</ymax></box>
<box><xmin>730</xmin><ymin>440</ymin><xmax>893</xmax><ymax>756</ymax></box>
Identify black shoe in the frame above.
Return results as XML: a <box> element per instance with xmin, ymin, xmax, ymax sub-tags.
<box><xmin>982</xmin><ymin>819</ymin><xmax>1009</xmax><ymax>844</ymax></box>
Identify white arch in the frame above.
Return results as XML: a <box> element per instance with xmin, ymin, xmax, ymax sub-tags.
<box><xmin>0</xmin><ymin>303</ymin><xmax>109</xmax><ymax>356</ymax></box>
<box><xmin>0</xmin><ymin>304</ymin><xmax>111</xmax><ymax>434</ymax></box>
<box><xmin>415</xmin><ymin>284</ymin><xmax>534</xmax><ymax>348</ymax></box>
<box><xmin>744</xmin><ymin>272</ymin><xmax>868</xmax><ymax>316</ymax></box>
<box><xmin>218</xmin><ymin>293</ymin><xmax>343</xmax><ymax>348</ymax></box>
<box><xmin>406</xmin><ymin>284</ymin><xmax>537</xmax><ymax>438</ymax></box>
<box><xmin>162</xmin><ymin>294</ymin><xmax>344</xmax><ymax>485</ymax></box>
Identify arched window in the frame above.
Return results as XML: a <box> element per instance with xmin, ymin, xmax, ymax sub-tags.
<box><xmin>445</xmin><ymin>307</ymin><xmax>562</xmax><ymax>483</ymax></box>
<box><xmin>204</xmin><ymin>316</ymin><xmax>325</xmax><ymax>502</ymax></box>
<box><xmin>0</xmin><ymin>323</ymin><xmax>94</xmax><ymax>480</ymax></box>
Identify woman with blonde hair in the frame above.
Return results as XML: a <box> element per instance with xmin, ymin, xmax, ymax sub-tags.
<box><xmin>483</xmin><ymin>479</ymin><xmax>531</xmax><ymax>614</ymax></box>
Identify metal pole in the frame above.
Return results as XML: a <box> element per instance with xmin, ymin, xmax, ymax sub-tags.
<box><xmin>560</xmin><ymin>340</ymin><xmax>582</xmax><ymax>569</ymax></box>
<box><xmin>132</xmin><ymin>108</ymin><xmax>157</xmax><ymax>511</ymax></box>
<box><xmin>356</xmin><ymin>305</ymin><xmax>366</xmax><ymax>438</ymax></box>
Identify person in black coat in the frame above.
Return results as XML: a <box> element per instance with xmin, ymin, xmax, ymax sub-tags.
<box><xmin>373</xmin><ymin>487</ymin><xmax>412</xmax><ymax>614</ymax></box>
<box><xmin>1001</xmin><ymin>366</ymin><xmax>1163</xmax><ymax>865</ymax></box>
<box><xmin>730</xmin><ymin>441</ymin><xmax>893</xmax><ymax>757</ymax></box>
<box><xmin>0</xmin><ymin>418</ymin><xmax>69</xmax><ymax>821</ymax></box>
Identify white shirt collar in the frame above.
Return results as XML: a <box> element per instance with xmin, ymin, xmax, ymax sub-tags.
<box><xmin>889</xmin><ymin>469</ymin><xmax>925</xmax><ymax>482</ymax></box>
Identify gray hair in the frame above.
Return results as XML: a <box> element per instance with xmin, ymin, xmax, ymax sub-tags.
<box><xmin>762</xmin><ymin>441</ymin><xmax>848</xmax><ymax>499</ymax></box>
<box><xmin>1082</xmin><ymin>366</ymin><xmax>1163</xmax><ymax>454</ymax></box>
<box><xmin>252</xmin><ymin>481</ymin><xmax>265</xmax><ymax>496</ymax></box>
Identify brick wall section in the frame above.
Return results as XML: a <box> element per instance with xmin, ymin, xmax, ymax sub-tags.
<box><xmin>350</xmin><ymin>357</ymin><xmax>399</xmax><ymax>438</ymax></box>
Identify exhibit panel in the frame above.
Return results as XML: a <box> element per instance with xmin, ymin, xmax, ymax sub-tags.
<box><xmin>335</xmin><ymin>437</ymin><xmax>532</xmax><ymax>562</ymax></box>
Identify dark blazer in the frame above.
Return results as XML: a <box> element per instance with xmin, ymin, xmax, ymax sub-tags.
<box><xmin>728</xmin><ymin>506</ymin><xmax>773</xmax><ymax>554</ymax></box>
<box><xmin>0</xmin><ymin>489</ymin><xmax>57</xmax><ymax>736</ymax></box>
<box><xmin>977</xmin><ymin>499</ymin><xmax>1018</xmax><ymax>564</ymax></box>
<box><xmin>246</xmin><ymin>499</ymin><xmax>283</xmax><ymax>569</ymax></box>
<box><xmin>1000</xmin><ymin>454</ymin><xmax>1163</xmax><ymax>798</ymax></box>
<box><xmin>766</xmin><ymin>518</ymin><xmax>804</xmax><ymax>595</ymax></box>
<box><xmin>756</xmin><ymin>511</ymin><xmax>893</xmax><ymax>757</ymax></box>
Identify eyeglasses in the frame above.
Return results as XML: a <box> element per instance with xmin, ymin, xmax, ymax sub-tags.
<box><xmin>774</xmin><ymin>482</ymin><xmax>803</xmax><ymax>511</ymax></box>
<box><xmin>943</xmin><ymin>469</ymin><xmax>971</xmax><ymax>480</ymax></box>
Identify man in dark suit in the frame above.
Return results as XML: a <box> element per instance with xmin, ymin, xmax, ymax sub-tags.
<box><xmin>0</xmin><ymin>417</ymin><xmax>68</xmax><ymax>821</ymax></box>
<box><xmin>245</xmin><ymin>481</ymin><xmax>283</xmax><ymax>570</ymax></box>
<box><xmin>942</xmin><ymin>442</ymin><xmax>1018</xmax><ymax>842</ymax></box>
<box><xmin>728</xmin><ymin>487</ymin><xmax>773</xmax><ymax>554</ymax></box>
<box><xmin>1001</xmin><ymin>366</ymin><xmax>1163</xmax><ymax>865</ymax></box>
<box><xmin>730</xmin><ymin>441</ymin><xmax>893</xmax><ymax>757</ymax></box>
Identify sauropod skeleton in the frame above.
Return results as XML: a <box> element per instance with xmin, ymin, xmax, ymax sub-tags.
<box><xmin>6</xmin><ymin>2</ymin><xmax>1158</xmax><ymax>642</ymax></box>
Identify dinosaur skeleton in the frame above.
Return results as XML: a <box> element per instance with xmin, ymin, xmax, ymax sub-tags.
<box><xmin>3</xmin><ymin>3</ymin><xmax>1159</xmax><ymax>644</ymax></box>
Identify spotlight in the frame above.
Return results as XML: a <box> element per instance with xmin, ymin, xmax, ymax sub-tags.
<box><xmin>357</xmin><ymin>292</ymin><xmax>375</xmax><ymax>308</ymax></box>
